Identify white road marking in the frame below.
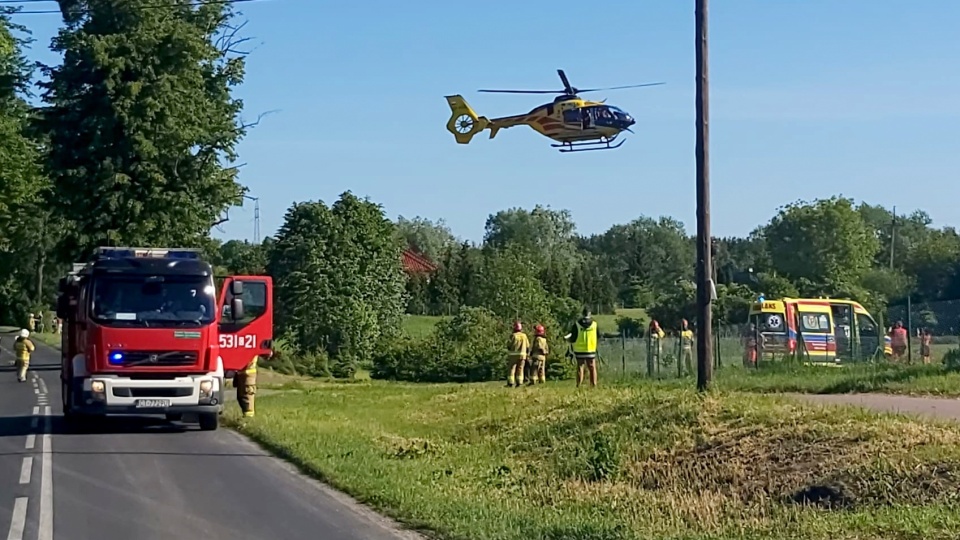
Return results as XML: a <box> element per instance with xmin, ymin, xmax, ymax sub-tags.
<box><xmin>32</xmin><ymin>406</ymin><xmax>38</xmax><ymax>415</ymax></box>
<box><xmin>5</xmin><ymin>497</ymin><xmax>27</xmax><ymax>540</ymax></box>
<box><xmin>39</xmin><ymin>405</ymin><xmax>53</xmax><ymax>540</ymax></box>
<box><xmin>38</xmin><ymin>379</ymin><xmax>47</xmax><ymax>394</ymax></box>
<box><xmin>33</xmin><ymin>388</ymin><xmax>38</xmax><ymax>395</ymax></box>
<box><xmin>18</xmin><ymin>457</ymin><xmax>33</xmax><ymax>484</ymax></box>
<box><xmin>25</xmin><ymin>434</ymin><xmax>35</xmax><ymax>450</ymax></box>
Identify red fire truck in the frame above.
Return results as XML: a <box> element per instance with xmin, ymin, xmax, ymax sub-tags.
<box><xmin>56</xmin><ymin>247</ymin><xmax>273</xmax><ymax>431</ymax></box>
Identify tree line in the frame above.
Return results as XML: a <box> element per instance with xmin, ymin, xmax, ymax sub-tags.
<box><xmin>0</xmin><ymin>2</ymin><xmax>251</xmax><ymax>324</ymax></box>
<box><xmin>199</xmin><ymin>194</ymin><xmax>960</xmax><ymax>382</ymax></box>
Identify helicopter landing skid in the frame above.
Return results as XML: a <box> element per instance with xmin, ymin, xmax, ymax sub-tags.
<box><xmin>552</xmin><ymin>137</ymin><xmax>625</xmax><ymax>153</ymax></box>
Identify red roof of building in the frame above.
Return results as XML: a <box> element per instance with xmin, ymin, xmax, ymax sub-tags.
<box><xmin>402</xmin><ymin>248</ymin><xmax>437</xmax><ymax>274</ymax></box>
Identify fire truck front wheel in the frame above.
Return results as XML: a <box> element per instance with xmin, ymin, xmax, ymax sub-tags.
<box><xmin>198</xmin><ymin>412</ymin><xmax>219</xmax><ymax>431</ymax></box>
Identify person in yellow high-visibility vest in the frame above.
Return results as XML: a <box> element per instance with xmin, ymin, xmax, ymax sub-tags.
<box><xmin>233</xmin><ymin>355</ymin><xmax>258</xmax><ymax>417</ymax></box>
<box><xmin>679</xmin><ymin>319</ymin><xmax>695</xmax><ymax>376</ymax></box>
<box><xmin>14</xmin><ymin>329</ymin><xmax>35</xmax><ymax>383</ymax></box>
<box><xmin>566</xmin><ymin>308</ymin><xmax>598</xmax><ymax>388</ymax></box>
<box><xmin>506</xmin><ymin>321</ymin><xmax>530</xmax><ymax>388</ymax></box>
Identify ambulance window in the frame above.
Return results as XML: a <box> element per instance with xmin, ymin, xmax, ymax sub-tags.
<box><xmin>857</xmin><ymin>314</ymin><xmax>878</xmax><ymax>337</ymax></box>
<box><xmin>757</xmin><ymin>313</ymin><xmax>786</xmax><ymax>333</ymax></box>
<box><xmin>799</xmin><ymin>312</ymin><xmax>830</xmax><ymax>333</ymax></box>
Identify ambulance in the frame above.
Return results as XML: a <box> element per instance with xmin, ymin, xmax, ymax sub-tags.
<box><xmin>747</xmin><ymin>297</ymin><xmax>892</xmax><ymax>364</ymax></box>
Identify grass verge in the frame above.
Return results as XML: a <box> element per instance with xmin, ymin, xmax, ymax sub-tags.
<box><xmin>698</xmin><ymin>361</ymin><xmax>960</xmax><ymax>397</ymax></box>
<box><xmin>225</xmin><ymin>380</ymin><xmax>960</xmax><ymax>539</ymax></box>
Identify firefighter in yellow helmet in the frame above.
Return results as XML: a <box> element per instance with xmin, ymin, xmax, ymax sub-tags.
<box><xmin>526</xmin><ymin>324</ymin><xmax>549</xmax><ymax>385</ymax></box>
<box><xmin>14</xmin><ymin>329</ymin><xmax>35</xmax><ymax>383</ymax></box>
<box><xmin>234</xmin><ymin>355</ymin><xmax>258</xmax><ymax>417</ymax></box>
<box><xmin>567</xmin><ymin>308</ymin><xmax>598</xmax><ymax>387</ymax></box>
<box><xmin>506</xmin><ymin>321</ymin><xmax>530</xmax><ymax>388</ymax></box>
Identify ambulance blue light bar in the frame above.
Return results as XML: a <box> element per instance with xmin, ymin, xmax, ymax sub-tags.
<box><xmin>94</xmin><ymin>247</ymin><xmax>202</xmax><ymax>260</ymax></box>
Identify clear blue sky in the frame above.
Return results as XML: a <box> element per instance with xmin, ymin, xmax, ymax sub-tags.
<box><xmin>13</xmin><ymin>0</ymin><xmax>960</xmax><ymax>244</ymax></box>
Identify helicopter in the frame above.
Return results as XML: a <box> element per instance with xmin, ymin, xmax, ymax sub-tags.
<box><xmin>444</xmin><ymin>69</ymin><xmax>664</xmax><ymax>153</ymax></box>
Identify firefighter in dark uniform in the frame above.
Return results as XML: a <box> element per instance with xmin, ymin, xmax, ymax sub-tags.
<box><xmin>234</xmin><ymin>355</ymin><xmax>259</xmax><ymax>417</ymax></box>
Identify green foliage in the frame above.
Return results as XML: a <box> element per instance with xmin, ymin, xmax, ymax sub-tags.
<box><xmin>764</xmin><ymin>197</ymin><xmax>880</xmax><ymax>293</ymax></box>
<box><xmin>394</xmin><ymin>215</ymin><xmax>458</xmax><ymax>262</ymax></box>
<box><xmin>39</xmin><ymin>0</ymin><xmax>249</xmax><ymax>260</ymax></box>
<box><xmin>371</xmin><ymin>306</ymin><xmax>504</xmax><ymax>383</ymax></box>
<box><xmin>268</xmin><ymin>192</ymin><xmax>407</xmax><ymax>376</ymax></box>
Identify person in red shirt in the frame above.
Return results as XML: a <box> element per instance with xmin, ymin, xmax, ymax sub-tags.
<box><xmin>889</xmin><ymin>321</ymin><xmax>908</xmax><ymax>361</ymax></box>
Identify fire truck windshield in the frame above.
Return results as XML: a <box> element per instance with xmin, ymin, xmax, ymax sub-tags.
<box><xmin>91</xmin><ymin>275</ymin><xmax>216</xmax><ymax>327</ymax></box>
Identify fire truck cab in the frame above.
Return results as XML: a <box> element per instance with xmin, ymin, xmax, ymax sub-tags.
<box><xmin>56</xmin><ymin>247</ymin><xmax>273</xmax><ymax>431</ymax></box>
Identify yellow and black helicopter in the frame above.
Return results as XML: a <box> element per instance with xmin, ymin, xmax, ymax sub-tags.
<box><xmin>444</xmin><ymin>69</ymin><xmax>664</xmax><ymax>153</ymax></box>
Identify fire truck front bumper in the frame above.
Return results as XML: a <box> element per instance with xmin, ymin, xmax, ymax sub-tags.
<box><xmin>74</xmin><ymin>375</ymin><xmax>224</xmax><ymax>416</ymax></box>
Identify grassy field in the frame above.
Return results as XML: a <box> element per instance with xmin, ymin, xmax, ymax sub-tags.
<box><xmin>402</xmin><ymin>308</ymin><xmax>648</xmax><ymax>338</ymax></box>
<box><xmin>227</xmin><ymin>379</ymin><xmax>960</xmax><ymax>540</ymax></box>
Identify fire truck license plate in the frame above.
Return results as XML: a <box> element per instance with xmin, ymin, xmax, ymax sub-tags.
<box><xmin>135</xmin><ymin>399</ymin><xmax>171</xmax><ymax>408</ymax></box>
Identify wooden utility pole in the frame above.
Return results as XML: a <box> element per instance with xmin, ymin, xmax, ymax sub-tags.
<box><xmin>695</xmin><ymin>0</ymin><xmax>713</xmax><ymax>392</ymax></box>
<box><xmin>889</xmin><ymin>206</ymin><xmax>897</xmax><ymax>269</ymax></box>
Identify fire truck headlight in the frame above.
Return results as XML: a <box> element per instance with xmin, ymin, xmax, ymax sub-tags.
<box><xmin>199</xmin><ymin>380</ymin><xmax>213</xmax><ymax>395</ymax></box>
<box><xmin>91</xmin><ymin>380</ymin><xmax>105</xmax><ymax>394</ymax></box>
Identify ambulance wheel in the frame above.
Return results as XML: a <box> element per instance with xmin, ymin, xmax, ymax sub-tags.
<box><xmin>198</xmin><ymin>412</ymin><xmax>219</xmax><ymax>431</ymax></box>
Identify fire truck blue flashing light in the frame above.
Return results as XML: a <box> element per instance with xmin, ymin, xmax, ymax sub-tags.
<box><xmin>109</xmin><ymin>351</ymin><xmax>124</xmax><ymax>364</ymax></box>
<box><xmin>95</xmin><ymin>247</ymin><xmax>200</xmax><ymax>260</ymax></box>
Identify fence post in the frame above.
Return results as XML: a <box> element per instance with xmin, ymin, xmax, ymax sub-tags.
<box><xmin>646</xmin><ymin>335</ymin><xmax>653</xmax><ymax>377</ymax></box>
<box><xmin>907</xmin><ymin>294</ymin><xmax>913</xmax><ymax>364</ymax></box>
<box><xmin>621</xmin><ymin>331</ymin><xmax>626</xmax><ymax>377</ymax></box>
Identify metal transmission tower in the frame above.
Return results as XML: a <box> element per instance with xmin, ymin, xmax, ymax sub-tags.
<box><xmin>242</xmin><ymin>194</ymin><xmax>261</xmax><ymax>244</ymax></box>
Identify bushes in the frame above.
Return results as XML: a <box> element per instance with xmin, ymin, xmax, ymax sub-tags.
<box><xmin>372</xmin><ymin>306</ymin><xmax>577</xmax><ymax>383</ymax></box>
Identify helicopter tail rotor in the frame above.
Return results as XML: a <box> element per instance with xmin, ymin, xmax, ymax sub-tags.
<box><xmin>444</xmin><ymin>94</ymin><xmax>490</xmax><ymax>144</ymax></box>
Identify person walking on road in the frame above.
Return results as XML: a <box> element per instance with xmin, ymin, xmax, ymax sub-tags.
<box><xmin>506</xmin><ymin>321</ymin><xmax>530</xmax><ymax>388</ymax></box>
<box><xmin>234</xmin><ymin>355</ymin><xmax>259</xmax><ymax>417</ymax></box>
<box><xmin>566</xmin><ymin>308</ymin><xmax>599</xmax><ymax>388</ymax></box>
<box><xmin>14</xmin><ymin>329</ymin><xmax>35</xmax><ymax>382</ymax></box>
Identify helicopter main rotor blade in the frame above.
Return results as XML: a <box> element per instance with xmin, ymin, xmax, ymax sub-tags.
<box><xmin>557</xmin><ymin>69</ymin><xmax>574</xmax><ymax>94</ymax></box>
<box><xmin>477</xmin><ymin>89</ymin><xmax>566</xmax><ymax>94</ymax></box>
<box><xmin>576</xmin><ymin>82</ymin><xmax>666</xmax><ymax>93</ymax></box>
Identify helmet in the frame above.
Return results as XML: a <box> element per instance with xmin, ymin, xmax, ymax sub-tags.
<box><xmin>534</xmin><ymin>324</ymin><xmax>545</xmax><ymax>336</ymax></box>
<box><xmin>513</xmin><ymin>321</ymin><xmax>522</xmax><ymax>332</ymax></box>
<box><xmin>18</xmin><ymin>329</ymin><xmax>29</xmax><ymax>338</ymax></box>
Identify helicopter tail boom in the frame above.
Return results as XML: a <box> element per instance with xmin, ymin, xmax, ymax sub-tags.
<box><xmin>444</xmin><ymin>95</ymin><xmax>490</xmax><ymax>144</ymax></box>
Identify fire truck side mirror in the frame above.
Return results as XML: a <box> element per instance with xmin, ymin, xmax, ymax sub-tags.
<box><xmin>56</xmin><ymin>295</ymin><xmax>70</xmax><ymax>319</ymax></box>
<box><xmin>230</xmin><ymin>297</ymin><xmax>244</xmax><ymax>321</ymax></box>
<box><xmin>230</xmin><ymin>280</ymin><xmax>243</xmax><ymax>296</ymax></box>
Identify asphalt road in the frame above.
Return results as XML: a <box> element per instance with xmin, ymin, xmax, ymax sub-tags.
<box><xmin>790</xmin><ymin>392</ymin><xmax>960</xmax><ymax>422</ymax></box>
<box><xmin>0</xmin><ymin>335</ymin><xmax>423</xmax><ymax>540</ymax></box>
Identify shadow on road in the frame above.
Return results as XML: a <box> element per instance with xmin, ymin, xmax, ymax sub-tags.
<box><xmin>0</xmin><ymin>413</ymin><xmax>232</xmax><ymax>437</ymax></box>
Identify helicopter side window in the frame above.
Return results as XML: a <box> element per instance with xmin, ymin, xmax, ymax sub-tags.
<box><xmin>562</xmin><ymin>109</ymin><xmax>581</xmax><ymax>124</ymax></box>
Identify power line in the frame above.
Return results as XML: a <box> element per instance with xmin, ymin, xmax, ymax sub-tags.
<box><xmin>4</xmin><ymin>0</ymin><xmax>260</xmax><ymax>15</ymax></box>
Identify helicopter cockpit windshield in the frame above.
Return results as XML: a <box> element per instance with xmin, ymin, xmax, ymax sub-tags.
<box><xmin>562</xmin><ymin>105</ymin><xmax>635</xmax><ymax>130</ymax></box>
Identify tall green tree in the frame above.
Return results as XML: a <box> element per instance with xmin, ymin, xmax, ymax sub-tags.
<box><xmin>39</xmin><ymin>0</ymin><xmax>251</xmax><ymax>259</ymax></box>
<box><xmin>0</xmin><ymin>10</ymin><xmax>58</xmax><ymax>324</ymax></box>
<box><xmin>483</xmin><ymin>205</ymin><xmax>580</xmax><ymax>297</ymax></box>
<box><xmin>763</xmin><ymin>197</ymin><xmax>879</xmax><ymax>294</ymax></box>
<box><xmin>268</xmin><ymin>192</ymin><xmax>407</xmax><ymax>377</ymax></box>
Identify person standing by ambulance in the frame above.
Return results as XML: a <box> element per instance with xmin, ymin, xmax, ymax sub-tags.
<box><xmin>679</xmin><ymin>319</ymin><xmax>695</xmax><ymax>376</ymax></box>
<box><xmin>14</xmin><ymin>329</ymin><xmax>35</xmax><ymax>382</ymax></box>
<box><xmin>506</xmin><ymin>322</ymin><xmax>530</xmax><ymax>388</ymax></box>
